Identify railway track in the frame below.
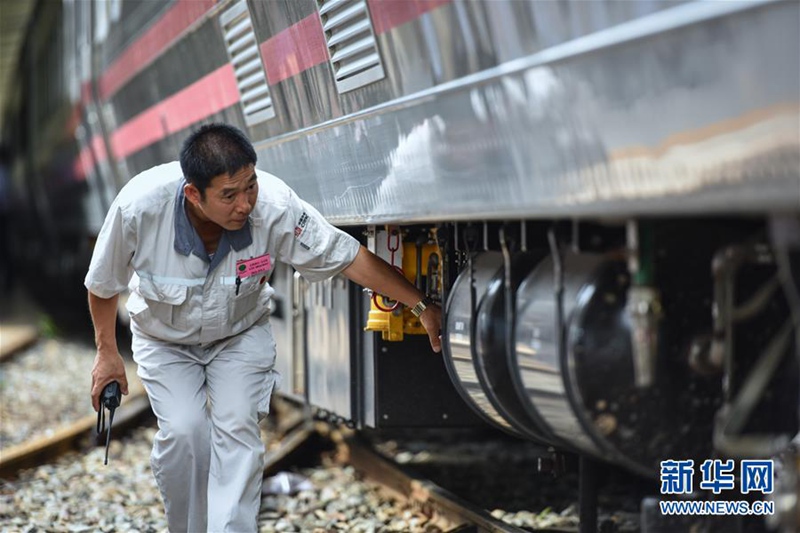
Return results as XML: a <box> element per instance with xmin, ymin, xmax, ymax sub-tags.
<box><xmin>0</xmin><ymin>390</ymin><xmax>151</xmax><ymax>479</ymax></box>
<box><xmin>336</xmin><ymin>429</ymin><xmax>529</xmax><ymax>532</ymax></box>
<box><xmin>2</xmin><ymin>341</ymin><xmax>564</xmax><ymax>531</ymax></box>
<box><xmin>271</xmin><ymin>396</ymin><xmax>534</xmax><ymax>532</ymax></box>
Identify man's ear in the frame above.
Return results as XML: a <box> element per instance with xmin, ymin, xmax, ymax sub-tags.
<box><xmin>184</xmin><ymin>183</ymin><xmax>201</xmax><ymax>206</ymax></box>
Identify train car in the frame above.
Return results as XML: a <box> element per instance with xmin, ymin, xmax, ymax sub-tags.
<box><xmin>3</xmin><ymin>0</ymin><xmax>798</xmax><ymax>529</ymax></box>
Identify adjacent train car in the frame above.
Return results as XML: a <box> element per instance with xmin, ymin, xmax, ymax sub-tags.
<box><xmin>4</xmin><ymin>0</ymin><xmax>799</xmax><ymax>529</ymax></box>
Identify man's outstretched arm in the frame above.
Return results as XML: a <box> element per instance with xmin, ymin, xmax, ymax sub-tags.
<box><xmin>342</xmin><ymin>246</ymin><xmax>442</xmax><ymax>353</ymax></box>
<box><xmin>88</xmin><ymin>291</ymin><xmax>129</xmax><ymax>411</ymax></box>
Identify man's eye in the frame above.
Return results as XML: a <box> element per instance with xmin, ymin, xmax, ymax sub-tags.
<box><xmin>248</xmin><ymin>183</ymin><xmax>256</xmax><ymax>190</ymax></box>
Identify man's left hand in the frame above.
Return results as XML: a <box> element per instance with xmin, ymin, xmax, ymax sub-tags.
<box><xmin>419</xmin><ymin>304</ymin><xmax>443</xmax><ymax>353</ymax></box>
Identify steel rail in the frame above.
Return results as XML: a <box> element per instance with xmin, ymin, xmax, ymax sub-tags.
<box><xmin>0</xmin><ymin>387</ymin><xmax>151</xmax><ymax>479</ymax></box>
<box><xmin>339</xmin><ymin>431</ymin><xmax>529</xmax><ymax>533</ymax></box>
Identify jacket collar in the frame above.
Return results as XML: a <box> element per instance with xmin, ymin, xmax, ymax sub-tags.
<box><xmin>173</xmin><ymin>180</ymin><xmax>252</xmax><ymax>271</ymax></box>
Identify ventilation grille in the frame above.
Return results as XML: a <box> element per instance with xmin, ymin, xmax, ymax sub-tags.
<box><xmin>220</xmin><ymin>1</ymin><xmax>275</xmax><ymax>125</ymax></box>
<box><xmin>317</xmin><ymin>0</ymin><xmax>385</xmax><ymax>93</ymax></box>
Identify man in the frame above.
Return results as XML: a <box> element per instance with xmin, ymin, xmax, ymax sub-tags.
<box><xmin>86</xmin><ymin>123</ymin><xmax>441</xmax><ymax>532</ymax></box>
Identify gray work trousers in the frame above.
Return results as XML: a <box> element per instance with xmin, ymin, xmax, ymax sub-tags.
<box><xmin>132</xmin><ymin>319</ymin><xmax>278</xmax><ymax>532</ymax></box>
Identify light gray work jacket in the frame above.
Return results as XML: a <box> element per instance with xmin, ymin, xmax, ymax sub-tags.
<box><xmin>84</xmin><ymin>161</ymin><xmax>360</xmax><ymax>345</ymax></box>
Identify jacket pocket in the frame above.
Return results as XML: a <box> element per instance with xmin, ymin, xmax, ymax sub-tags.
<box><xmin>231</xmin><ymin>276</ymin><xmax>264</xmax><ymax>323</ymax></box>
<box><xmin>137</xmin><ymin>277</ymin><xmax>189</xmax><ymax>327</ymax></box>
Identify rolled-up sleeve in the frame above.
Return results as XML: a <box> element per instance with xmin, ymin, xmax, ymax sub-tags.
<box><xmin>84</xmin><ymin>198</ymin><xmax>136</xmax><ymax>298</ymax></box>
<box><xmin>274</xmin><ymin>190</ymin><xmax>360</xmax><ymax>283</ymax></box>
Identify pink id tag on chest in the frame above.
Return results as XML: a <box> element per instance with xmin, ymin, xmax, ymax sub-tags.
<box><xmin>236</xmin><ymin>254</ymin><xmax>271</xmax><ymax>278</ymax></box>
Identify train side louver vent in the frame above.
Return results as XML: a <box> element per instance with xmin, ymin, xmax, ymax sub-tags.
<box><xmin>220</xmin><ymin>1</ymin><xmax>275</xmax><ymax>125</ymax></box>
<box><xmin>317</xmin><ymin>0</ymin><xmax>385</xmax><ymax>93</ymax></box>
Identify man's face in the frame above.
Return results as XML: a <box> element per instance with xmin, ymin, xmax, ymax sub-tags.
<box><xmin>186</xmin><ymin>164</ymin><xmax>258</xmax><ymax>231</ymax></box>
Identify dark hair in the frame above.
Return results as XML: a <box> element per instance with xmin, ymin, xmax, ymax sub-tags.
<box><xmin>179</xmin><ymin>123</ymin><xmax>257</xmax><ymax>197</ymax></box>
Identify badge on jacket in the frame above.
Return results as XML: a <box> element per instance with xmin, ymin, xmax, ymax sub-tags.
<box><xmin>294</xmin><ymin>212</ymin><xmax>314</xmax><ymax>250</ymax></box>
<box><xmin>236</xmin><ymin>254</ymin><xmax>271</xmax><ymax>278</ymax></box>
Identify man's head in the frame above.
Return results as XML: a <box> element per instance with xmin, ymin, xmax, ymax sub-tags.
<box><xmin>180</xmin><ymin>124</ymin><xmax>259</xmax><ymax>231</ymax></box>
<box><xmin>180</xmin><ymin>123</ymin><xmax>257</xmax><ymax>198</ymax></box>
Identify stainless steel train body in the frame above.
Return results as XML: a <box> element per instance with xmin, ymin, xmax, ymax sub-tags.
<box><xmin>4</xmin><ymin>0</ymin><xmax>799</xmax><ymax>522</ymax></box>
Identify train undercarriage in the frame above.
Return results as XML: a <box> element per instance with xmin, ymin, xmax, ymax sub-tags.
<box><xmin>269</xmin><ymin>216</ymin><xmax>799</xmax><ymax>530</ymax></box>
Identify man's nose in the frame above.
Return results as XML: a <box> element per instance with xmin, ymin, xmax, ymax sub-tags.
<box><xmin>235</xmin><ymin>193</ymin><xmax>252</xmax><ymax>214</ymax></box>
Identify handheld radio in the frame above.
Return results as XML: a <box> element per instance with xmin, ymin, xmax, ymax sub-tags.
<box><xmin>96</xmin><ymin>381</ymin><xmax>122</xmax><ymax>465</ymax></box>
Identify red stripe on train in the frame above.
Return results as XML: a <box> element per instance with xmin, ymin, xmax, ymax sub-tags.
<box><xmin>81</xmin><ymin>81</ymin><xmax>93</xmax><ymax>106</ymax></box>
<box><xmin>259</xmin><ymin>1</ymin><xmax>452</xmax><ymax>84</ymax></box>
<box><xmin>74</xmin><ymin>135</ymin><xmax>108</xmax><ymax>182</ymax></box>
<box><xmin>73</xmin><ymin>145</ymin><xmax>92</xmax><ymax>182</ymax></box>
<box><xmin>92</xmin><ymin>135</ymin><xmax>108</xmax><ymax>165</ymax></box>
<box><xmin>77</xmin><ymin>0</ymin><xmax>453</xmax><ymax>175</ymax></box>
<box><xmin>99</xmin><ymin>0</ymin><xmax>216</xmax><ymax>101</ymax></box>
<box><xmin>111</xmin><ymin>64</ymin><xmax>239</xmax><ymax>160</ymax></box>
<box><xmin>260</xmin><ymin>14</ymin><xmax>329</xmax><ymax>86</ymax></box>
<box><xmin>368</xmin><ymin>0</ymin><xmax>452</xmax><ymax>35</ymax></box>
<box><xmin>98</xmin><ymin>0</ymin><xmax>452</xmax><ymax>102</ymax></box>
<box><xmin>76</xmin><ymin>64</ymin><xmax>237</xmax><ymax>177</ymax></box>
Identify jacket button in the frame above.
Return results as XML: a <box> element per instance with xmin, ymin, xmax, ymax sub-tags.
<box><xmin>157</xmin><ymin>292</ymin><xmax>165</xmax><ymax>301</ymax></box>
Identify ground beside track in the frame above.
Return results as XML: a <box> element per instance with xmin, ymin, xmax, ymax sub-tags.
<box><xmin>0</xmin><ymin>331</ymin><xmax>644</xmax><ymax>532</ymax></box>
<box><xmin>0</xmin><ymin>338</ymin><xmax>138</xmax><ymax>450</ymax></box>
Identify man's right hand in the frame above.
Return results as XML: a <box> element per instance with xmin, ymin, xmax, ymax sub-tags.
<box><xmin>91</xmin><ymin>350</ymin><xmax>129</xmax><ymax>412</ymax></box>
<box><xmin>87</xmin><ymin>291</ymin><xmax>129</xmax><ymax>411</ymax></box>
